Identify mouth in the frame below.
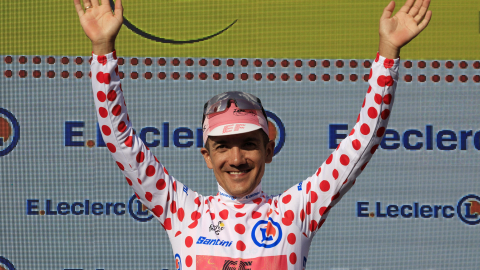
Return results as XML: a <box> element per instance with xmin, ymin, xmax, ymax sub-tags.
<box><xmin>227</xmin><ymin>169</ymin><xmax>252</xmax><ymax>176</ymax></box>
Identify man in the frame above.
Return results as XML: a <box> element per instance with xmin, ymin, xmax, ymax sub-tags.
<box><xmin>74</xmin><ymin>0</ymin><xmax>431</xmax><ymax>268</ymax></box>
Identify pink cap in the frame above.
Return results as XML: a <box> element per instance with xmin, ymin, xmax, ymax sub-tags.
<box><xmin>202</xmin><ymin>102</ymin><xmax>269</xmax><ymax>144</ymax></box>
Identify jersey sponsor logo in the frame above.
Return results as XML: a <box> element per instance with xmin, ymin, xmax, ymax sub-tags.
<box><xmin>245</xmin><ymin>192</ymin><xmax>260</xmax><ymax>199</ymax></box>
<box><xmin>251</xmin><ymin>217</ymin><xmax>283</xmax><ymax>248</ymax></box>
<box><xmin>175</xmin><ymin>254</ymin><xmax>182</xmax><ymax>270</ymax></box>
<box><xmin>209</xmin><ymin>221</ymin><xmax>226</xmax><ymax>235</ymax></box>
<box><xmin>0</xmin><ymin>256</ymin><xmax>15</xmax><ymax>270</ymax></box>
<box><xmin>220</xmin><ymin>191</ymin><xmax>237</xmax><ymax>200</ymax></box>
<box><xmin>25</xmin><ymin>195</ymin><xmax>154</xmax><ymax>223</ymax></box>
<box><xmin>0</xmin><ymin>108</ymin><xmax>20</xmax><ymax>157</ymax></box>
<box><xmin>222</xmin><ymin>259</ymin><xmax>252</xmax><ymax>270</ymax></box>
<box><xmin>222</xmin><ymin>124</ymin><xmax>246</xmax><ymax>134</ymax></box>
<box><xmin>64</xmin><ymin>110</ymin><xmax>285</xmax><ymax>155</ymax></box>
<box><xmin>357</xmin><ymin>194</ymin><xmax>480</xmax><ymax>225</ymax></box>
<box><xmin>330</xmin><ymin>124</ymin><xmax>480</xmax><ymax>151</ymax></box>
<box><xmin>196</xmin><ymin>236</ymin><xmax>233</xmax><ymax>247</ymax></box>
<box><xmin>297</xmin><ymin>182</ymin><xmax>302</xmax><ymax>191</ymax></box>
<box><xmin>196</xmin><ymin>255</ymin><xmax>288</xmax><ymax>270</ymax></box>
<box><xmin>233</xmin><ymin>109</ymin><xmax>257</xmax><ymax>117</ymax></box>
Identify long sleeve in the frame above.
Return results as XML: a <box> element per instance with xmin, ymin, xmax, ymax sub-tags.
<box><xmin>90</xmin><ymin>51</ymin><xmax>202</xmax><ymax>236</ymax></box>
<box><xmin>277</xmin><ymin>53</ymin><xmax>400</xmax><ymax>238</ymax></box>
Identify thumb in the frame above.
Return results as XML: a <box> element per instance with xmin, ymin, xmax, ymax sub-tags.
<box><xmin>380</xmin><ymin>1</ymin><xmax>395</xmax><ymax>21</ymax></box>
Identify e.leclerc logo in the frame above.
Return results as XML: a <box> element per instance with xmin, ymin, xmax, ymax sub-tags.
<box><xmin>0</xmin><ymin>256</ymin><xmax>15</xmax><ymax>270</ymax></box>
<box><xmin>357</xmin><ymin>194</ymin><xmax>480</xmax><ymax>225</ymax></box>
<box><xmin>26</xmin><ymin>194</ymin><xmax>155</xmax><ymax>222</ymax></box>
<box><xmin>0</xmin><ymin>108</ymin><xmax>20</xmax><ymax>157</ymax></box>
<box><xmin>174</xmin><ymin>254</ymin><xmax>182</xmax><ymax>270</ymax></box>
<box><xmin>251</xmin><ymin>217</ymin><xmax>283</xmax><ymax>248</ymax></box>
<box><xmin>65</xmin><ymin>110</ymin><xmax>286</xmax><ymax>156</ymax></box>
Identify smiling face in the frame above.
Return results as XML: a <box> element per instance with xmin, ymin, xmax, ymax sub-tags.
<box><xmin>201</xmin><ymin>129</ymin><xmax>275</xmax><ymax>198</ymax></box>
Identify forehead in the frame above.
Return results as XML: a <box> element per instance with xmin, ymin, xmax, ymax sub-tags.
<box><xmin>209</xmin><ymin>130</ymin><xmax>264</xmax><ymax>145</ymax></box>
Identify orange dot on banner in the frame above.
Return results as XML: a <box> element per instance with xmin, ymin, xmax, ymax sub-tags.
<box><xmin>85</xmin><ymin>140</ymin><xmax>95</xmax><ymax>148</ymax></box>
<box><xmin>185</xmin><ymin>255</ymin><xmax>193</xmax><ymax>267</ymax></box>
<box><xmin>39</xmin><ymin>210</ymin><xmax>45</xmax><ymax>216</ymax></box>
<box><xmin>290</xmin><ymin>252</ymin><xmax>297</xmax><ymax>264</ymax></box>
<box><xmin>236</xmin><ymin>241</ymin><xmax>246</xmax><ymax>251</ymax></box>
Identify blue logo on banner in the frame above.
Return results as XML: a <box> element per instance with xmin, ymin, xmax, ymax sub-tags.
<box><xmin>0</xmin><ymin>108</ymin><xmax>20</xmax><ymax>157</ymax></box>
<box><xmin>457</xmin><ymin>194</ymin><xmax>480</xmax><ymax>225</ymax></box>
<box><xmin>175</xmin><ymin>254</ymin><xmax>182</xmax><ymax>270</ymax></box>
<box><xmin>0</xmin><ymin>256</ymin><xmax>16</xmax><ymax>270</ymax></box>
<box><xmin>251</xmin><ymin>217</ymin><xmax>282</xmax><ymax>248</ymax></box>
<box><xmin>128</xmin><ymin>194</ymin><xmax>154</xmax><ymax>222</ymax></box>
<box><xmin>265</xmin><ymin>110</ymin><xmax>286</xmax><ymax>156</ymax></box>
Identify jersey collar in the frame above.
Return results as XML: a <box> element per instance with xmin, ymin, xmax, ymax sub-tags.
<box><xmin>217</xmin><ymin>183</ymin><xmax>264</xmax><ymax>204</ymax></box>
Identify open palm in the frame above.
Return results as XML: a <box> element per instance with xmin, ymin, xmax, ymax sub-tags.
<box><xmin>380</xmin><ymin>0</ymin><xmax>432</xmax><ymax>49</ymax></box>
<box><xmin>74</xmin><ymin>0</ymin><xmax>123</xmax><ymax>45</ymax></box>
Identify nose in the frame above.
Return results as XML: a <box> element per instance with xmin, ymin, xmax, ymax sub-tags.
<box><xmin>229</xmin><ymin>146</ymin><xmax>246</xmax><ymax>167</ymax></box>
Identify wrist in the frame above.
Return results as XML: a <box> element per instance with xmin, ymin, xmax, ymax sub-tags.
<box><xmin>378</xmin><ymin>40</ymin><xmax>400</xmax><ymax>59</ymax></box>
<box><xmin>92</xmin><ymin>41</ymin><xmax>115</xmax><ymax>56</ymax></box>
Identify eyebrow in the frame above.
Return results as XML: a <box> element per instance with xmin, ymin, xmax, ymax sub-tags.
<box><xmin>211</xmin><ymin>137</ymin><xmax>260</xmax><ymax>146</ymax></box>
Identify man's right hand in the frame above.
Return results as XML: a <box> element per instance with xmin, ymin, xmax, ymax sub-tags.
<box><xmin>74</xmin><ymin>0</ymin><xmax>123</xmax><ymax>55</ymax></box>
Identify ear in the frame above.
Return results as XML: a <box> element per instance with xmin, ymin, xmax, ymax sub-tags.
<box><xmin>200</xmin><ymin>147</ymin><xmax>214</xmax><ymax>169</ymax></box>
<box><xmin>265</xmin><ymin>140</ymin><xmax>275</xmax><ymax>164</ymax></box>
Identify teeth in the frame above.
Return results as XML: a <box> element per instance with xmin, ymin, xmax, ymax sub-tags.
<box><xmin>229</xmin><ymin>171</ymin><xmax>247</xmax><ymax>175</ymax></box>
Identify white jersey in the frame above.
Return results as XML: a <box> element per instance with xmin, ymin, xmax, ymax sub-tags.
<box><xmin>91</xmin><ymin>51</ymin><xmax>399</xmax><ymax>269</ymax></box>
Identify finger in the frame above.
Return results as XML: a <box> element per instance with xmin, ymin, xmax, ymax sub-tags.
<box><xmin>417</xmin><ymin>10</ymin><xmax>432</xmax><ymax>32</ymax></box>
<box><xmin>90</xmin><ymin>0</ymin><xmax>99</xmax><ymax>7</ymax></box>
<box><xmin>408</xmin><ymin>0</ymin><xmax>423</xmax><ymax>18</ymax></box>
<box><xmin>381</xmin><ymin>1</ymin><xmax>395</xmax><ymax>20</ymax></box>
<box><xmin>414</xmin><ymin>0</ymin><xmax>430</xmax><ymax>23</ymax></box>
<box><xmin>114</xmin><ymin>0</ymin><xmax>123</xmax><ymax>20</ymax></box>
<box><xmin>399</xmin><ymin>0</ymin><xmax>415</xmax><ymax>13</ymax></box>
<box><xmin>74</xmin><ymin>0</ymin><xmax>85</xmax><ymax>17</ymax></box>
<box><xmin>83</xmin><ymin>0</ymin><xmax>93</xmax><ymax>9</ymax></box>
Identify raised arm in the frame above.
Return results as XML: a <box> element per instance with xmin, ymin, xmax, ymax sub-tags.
<box><xmin>277</xmin><ymin>0</ymin><xmax>432</xmax><ymax>237</ymax></box>
<box><xmin>74</xmin><ymin>0</ymin><xmax>203</xmax><ymax>234</ymax></box>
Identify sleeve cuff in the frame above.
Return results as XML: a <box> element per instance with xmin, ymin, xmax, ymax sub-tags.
<box><xmin>91</xmin><ymin>50</ymin><xmax>118</xmax><ymax>64</ymax></box>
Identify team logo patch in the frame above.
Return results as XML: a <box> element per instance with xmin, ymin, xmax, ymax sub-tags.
<box><xmin>175</xmin><ymin>253</ymin><xmax>182</xmax><ymax>270</ymax></box>
<box><xmin>251</xmin><ymin>217</ymin><xmax>282</xmax><ymax>248</ymax></box>
<box><xmin>222</xmin><ymin>259</ymin><xmax>252</xmax><ymax>270</ymax></box>
<box><xmin>209</xmin><ymin>221</ymin><xmax>226</xmax><ymax>235</ymax></box>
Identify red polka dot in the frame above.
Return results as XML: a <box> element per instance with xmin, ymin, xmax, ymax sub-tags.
<box><xmin>96</xmin><ymin>72</ymin><xmax>105</xmax><ymax>83</ymax></box>
<box><xmin>97</xmin><ymin>55</ymin><xmax>107</xmax><ymax>65</ymax></box>
<box><xmin>173</xmin><ymin>181</ymin><xmax>177</xmax><ymax>192</ymax></box>
<box><xmin>349</xmin><ymin>128</ymin><xmax>355</xmax><ymax>136</ymax></box>
<box><xmin>188</xmin><ymin>220</ymin><xmax>198</xmax><ymax>229</ymax></box>
<box><xmin>99</xmin><ymin>107</ymin><xmax>108</xmax><ymax>118</ymax></box>
<box><xmin>367</xmin><ymin>86</ymin><xmax>372</xmax><ymax>93</ymax></box>
<box><xmin>104</xmin><ymin>73</ymin><xmax>111</xmax><ymax>84</ymax></box>
<box><xmin>282</xmin><ymin>194</ymin><xmax>291</xmax><ymax>204</ymax></box>
<box><xmin>289</xmin><ymin>252</ymin><xmax>297</xmax><ymax>264</ymax></box>
<box><xmin>101</xmin><ymin>125</ymin><xmax>111</xmax><ymax>136</ymax></box>
<box><xmin>253</xmin><ymin>198</ymin><xmax>262</xmax><ymax>205</ymax></box>
<box><xmin>306</xmin><ymin>202</ymin><xmax>311</xmax><ymax>215</ymax></box>
<box><xmin>107</xmin><ymin>90</ymin><xmax>117</xmax><ymax>101</ymax></box>
<box><xmin>234</xmin><ymin>204</ymin><xmax>245</xmax><ymax>209</ymax></box>
<box><xmin>156</xmin><ymin>179</ymin><xmax>166</xmax><ymax>190</ymax></box>
<box><xmin>125</xmin><ymin>136</ymin><xmax>133</xmax><ymax>147</ymax></box>
<box><xmin>318</xmin><ymin>219</ymin><xmax>326</xmax><ymax>229</ymax></box>
<box><xmin>145</xmin><ymin>192</ymin><xmax>152</xmax><ymax>202</ymax></box>
<box><xmin>209</xmin><ymin>213</ymin><xmax>215</xmax><ymax>220</ymax></box>
<box><xmin>368</xmin><ymin>107</ymin><xmax>378</xmax><ymax>119</ymax></box>
<box><xmin>164</xmin><ymin>167</ymin><xmax>169</xmax><ymax>175</ymax></box>
<box><xmin>236</xmin><ymin>241</ymin><xmax>246</xmax><ymax>251</ymax></box>
<box><xmin>374</xmin><ymin>94</ymin><xmax>382</xmax><ymax>104</ymax></box>
<box><xmin>320</xmin><ymin>180</ymin><xmax>330</xmax><ymax>192</ymax></box>
<box><xmin>375</xmin><ymin>53</ymin><xmax>380</xmax><ymax>62</ymax></box>
<box><xmin>383</xmin><ymin>94</ymin><xmax>392</xmax><ymax>104</ymax></box>
<box><xmin>152</xmin><ymin>205</ymin><xmax>163</xmax><ymax>217</ymax></box>
<box><xmin>287</xmin><ymin>233</ymin><xmax>296</xmax><ymax>245</ymax></box>
<box><xmin>235</xmin><ymin>224</ymin><xmax>245</xmax><ymax>234</ymax></box>
<box><xmin>185</xmin><ymin>236</ymin><xmax>193</xmax><ymax>248</ymax></box>
<box><xmin>97</xmin><ymin>91</ymin><xmax>106</xmax><ymax>102</ymax></box>
<box><xmin>236</xmin><ymin>212</ymin><xmax>246</xmax><ymax>218</ymax></box>
<box><xmin>381</xmin><ymin>109</ymin><xmax>390</xmax><ymax>120</ymax></box>
<box><xmin>384</xmin><ymin>58</ymin><xmax>394</xmax><ymax>68</ymax></box>
<box><xmin>340</xmin><ymin>154</ymin><xmax>350</xmax><ymax>166</ymax></box>
<box><xmin>185</xmin><ymin>255</ymin><xmax>192</xmax><ymax>267</ymax></box>
<box><xmin>125</xmin><ymin>177</ymin><xmax>132</xmax><ymax>186</ymax></box>
<box><xmin>252</xmin><ymin>211</ymin><xmax>262</xmax><ymax>219</ymax></box>
<box><xmin>219</xmin><ymin>209</ymin><xmax>229</xmax><ymax>220</ymax></box>
<box><xmin>116</xmin><ymin>161</ymin><xmax>124</xmax><ymax>170</ymax></box>
<box><xmin>178</xmin><ymin>208</ymin><xmax>185</xmax><ymax>221</ymax></box>
<box><xmin>332</xmin><ymin>169</ymin><xmax>339</xmax><ymax>179</ymax></box>
<box><xmin>310</xmin><ymin>191</ymin><xmax>318</xmax><ymax>203</ymax></box>
<box><xmin>106</xmin><ymin>143</ymin><xmax>116</xmax><ymax>153</ymax></box>
<box><xmin>377</xmin><ymin>127</ymin><xmax>386</xmax><ymax>137</ymax></box>
<box><xmin>300</xmin><ymin>209</ymin><xmax>305</xmax><ymax>221</ymax></box>
<box><xmin>112</xmin><ymin>104</ymin><xmax>121</xmax><ymax>116</ymax></box>
<box><xmin>191</xmin><ymin>211</ymin><xmax>201</xmax><ymax>220</ymax></box>
<box><xmin>175</xmin><ymin>231</ymin><xmax>181</xmax><ymax>237</ymax></box>
<box><xmin>137</xmin><ymin>178</ymin><xmax>142</xmax><ymax>185</ymax></box>
<box><xmin>360</xmin><ymin>124</ymin><xmax>370</xmax><ymax>135</ymax></box>
<box><xmin>316</xmin><ymin>167</ymin><xmax>321</xmax><ymax>176</ymax></box>
<box><xmin>136</xmin><ymin>152</ymin><xmax>145</xmax><ymax>163</ymax></box>
<box><xmin>370</xmin><ymin>145</ymin><xmax>380</xmax><ymax>155</ymax></box>
<box><xmin>368</xmin><ymin>69</ymin><xmax>373</xmax><ymax>80</ymax></box>
<box><xmin>332</xmin><ymin>192</ymin><xmax>340</xmax><ymax>201</ymax></box>
<box><xmin>362</xmin><ymin>98</ymin><xmax>366</xmax><ymax>108</ymax></box>
<box><xmin>282</xmin><ymin>210</ymin><xmax>294</xmax><ymax>226</ymax></box>
<box><xmin>351</xmin><ymin>139</ymin><xmax>362</xmax><ymax>150</ymax></box>
<box><xmin>326</xmin><ymin>154</ymin><xmax>333</xmax><ymax>164</ymax></box>
<box><xmin>309</xmin><ymin>220</ymin><xmax>318</xmax><ymax>232</ymax></box>
<box><xmin>319</xmin><ymin>206</ymin><xmax>327</xmax><ymax>216</ymax></box>
<box><xmin>194</xmin><ymin>197</ymin><xmax>201</xmax><ymax>207</ymax></box>
<box><xmin>357</xmin><ymin>114</ymin><xmax>360</xmax><ymax>123</ymax></box>
<box><xmin>377</xmin><ymin>75</ymin><xmax>394</xmax><ymax>87</ymax></box>
<box><xmin>306</xmin><ymin>182</ymin><xmax>311</xmax><ymax>194</ymax></box>
<box><xmin>118</xmin><ymin>121</ymin><xmax>127</xmax><ymax>133</ymax></box>
<box><xmin>170</xmin><ymin>201</ymin><xmax>177</xmax><ymax>213</ymax></box>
